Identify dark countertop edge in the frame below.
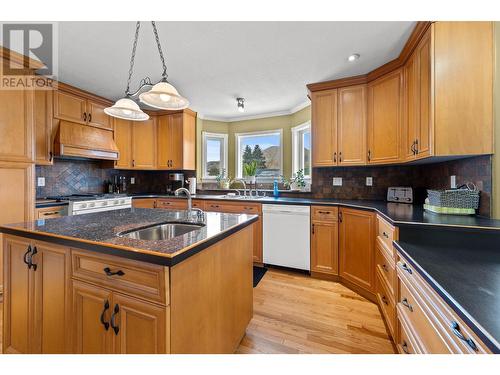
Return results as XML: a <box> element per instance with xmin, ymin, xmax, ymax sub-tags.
<box><xmin>0</xmin><ymin>215</ymin><xmax>259</xmax><ymax>267</ymax></box>
<box><xmin>393</xmin><ymin>241</ymin><xmax>500</xmax><ymax>354</ymax></box>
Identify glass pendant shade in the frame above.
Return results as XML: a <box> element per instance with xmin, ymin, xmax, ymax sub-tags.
<box><xmin>139</xmin><ymin>81</ymin><xmax>189</xmax><ymax>110</ymax></box>
<box><xmin>104</xmin><ymin>98</ymin><xmax>149</xmax><ymax>121</ymax></box>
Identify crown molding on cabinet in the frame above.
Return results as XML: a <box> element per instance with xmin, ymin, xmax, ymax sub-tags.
<box><xmin>307</xmin><ymin>21</ymin><xmax>433</xmax><ymax>93</ymax></box>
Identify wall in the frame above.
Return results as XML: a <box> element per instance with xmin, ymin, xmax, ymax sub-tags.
<box><xmin>36</xmin><ymin>158</ymin><xmax>195</xmax><ymax>197</ymax></box>
<box><xmin>197</xmin><ymin>105</ymin><xmax>311</xmax><ymax>182</ymax></box>
<box><xmin>493</xmin><ymin>22</ymin><xmax>500</xmax><ymax>219</ymax></box>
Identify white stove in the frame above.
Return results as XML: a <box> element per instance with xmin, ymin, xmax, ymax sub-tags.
<box><xmin>69</xmin><ymin>196</ymin><xmax>132</xmax><ymax>215</ymax></box>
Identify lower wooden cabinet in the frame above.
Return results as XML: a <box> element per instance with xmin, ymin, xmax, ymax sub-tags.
<box><xmin>72</xmin><ymin>280</ymin><xmax>169</xmax><ymax>354</ymax></box>
<box><xmin>2</xmin><ymin>235</ymin><xmax>71</xmax><ymax>353</ymax></box>
<box><xmin>339</xmin><ymin>208</ymin><xmax>375</xmax><ymax>292</ymax></box>
<box><xmin>311</xmin><ymin>206</ymin><xmax>339</xmax><ymax>276</ymax></box>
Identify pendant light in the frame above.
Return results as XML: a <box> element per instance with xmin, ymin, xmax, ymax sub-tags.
<box><xmin>105</xmin><ymin>21</ymin><xmax>189</xmax><ymax>121</ymax></box>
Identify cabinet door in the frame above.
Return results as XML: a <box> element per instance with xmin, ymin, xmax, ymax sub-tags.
<box><xmin>111</xmin><ymin>293</ymin><xmax>168</xmax><ymax>354</ymax></box>
<box><xmin>168</xmin><ymin>113</ymin><xmax>184</xmax><ymax>170</ymax></box>
<box><xmin>253</xmin><ymin>217</ymin><xmax>263</xmax><ymax>263</ymax></box>
<box><xmin>415</xmin><ymin>32</ymin><xmax>431</xmax><ymax>159</ymax></box>
<box><xmin>403</xmin><ymin>52</ymin><xmax>419</xmax><ymax>161</ymax></box>
<box><xmin>157</xmin><ymin>115</ymin><xmax>170</xmax><ymax>169</ymax></box>
<box><xmin>113</xmin><ymin>118</ymin><xmax>133</xmax><ymax>169</ymax></box>
<box><xmin>367</xmin><ymin>69</ymin><xmax>402</xmax><ymax>164</ymax></box>
<box><xmin>339</xmin><ymin>208</ymin><xmax>375</xmax><ymax>292</ymax></box>
<box><xmin>132</xmin><ymin>198</ymin><xmax>156</xmax><ymax>208</ymax></box>
<box><xmin>132</xmin><ymin>117</ymin><xmax>157</xmax><ymax>169</ymax></box>
<box><xmin>53</xmin><ymin>90</ymin><xmax>86</xmax><ymax>124</ymax></box>
<box><xmin>0</xmin><ymin>88</ymin><xmax>34</xmax><ymax>162</ymax></box>
<box><xmin>72</xmin><ymin>280</ymin><xmax>113</xmax><ymax>354</ymax></box>
<box><xmin>311</xmin><ymin>89</ymin><xmax>337</xmax><ymax>166</ymax></box>
<box><xmin>31</xmin><ymin>241</ymin><xmax>71</xmax><ymax>353</ymax></box>
<box><xmin>2</xmin><ymin>235</ymin><xmax>34</xmax><ymax>353</ymax></box>
<box><xmin>87</xmin><ymin>100</ymin><xmax>112</xmax><ymax>130</ymax></box>
<box><xmin>34</xmin><ymin>89</ymin><xmax>53</xmax><ymax>165</ymax></box>
<box><xmin>337</xmin><ymin>85</ymin><xmax>367</xmax><ymax>165</ymax></box>
<box><xmin>311</xmin><ymin>221</ymin><xmax>338</xmax><ymax>275</ymax></box>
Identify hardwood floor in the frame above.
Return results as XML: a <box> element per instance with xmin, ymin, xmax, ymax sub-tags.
<box><xmin>236</xmin><ymin>269</ymin><xmax>395</xmax><ymax>354</ymax></box>
<box><xmin>0</xmin><ymin>270</ymin><xmax>395</xmax><ymax>354</ymax></box>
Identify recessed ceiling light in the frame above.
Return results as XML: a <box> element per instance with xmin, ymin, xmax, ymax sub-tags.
<box><xmin>348</xmin><ymin>53</ymin><xmax>360</xmax><ymax>62</ymax></box>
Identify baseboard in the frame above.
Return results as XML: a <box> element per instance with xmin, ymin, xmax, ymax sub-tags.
<box><xmin>310</xmin><ymin>271</ymin><xmax>340</xmax><ymax>282</ymax></box>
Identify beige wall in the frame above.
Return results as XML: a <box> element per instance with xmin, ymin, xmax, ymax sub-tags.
<box><xmin>494</xmin><ymin>23</ymin><xmax>500</xmax><ymax>218</ymax></box>
<box><xmin>197</xmin><ymin>105</ymin><xmax>311</xmax><ymax>180</ymax></box>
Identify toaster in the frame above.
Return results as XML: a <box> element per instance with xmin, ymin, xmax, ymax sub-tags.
<box><xmin>387</xmin><ymin>187</ymin><xmax>413</xmax><ymax>203</ymax></box>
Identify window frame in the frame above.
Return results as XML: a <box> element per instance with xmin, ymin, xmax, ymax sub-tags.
<box><xmin>202</xmin><ymin>131</ymin><xmax>228</xmax><ymax>180</ymax></box>
<box><xmin>235</xmin><ymin>129</ymin><xmax>283</xmax><ymax>181</ymax></box>
<box><xmin>291</xmin><ymin>121</ymin><xmax>312</xmax><ymax>181</ymax></box>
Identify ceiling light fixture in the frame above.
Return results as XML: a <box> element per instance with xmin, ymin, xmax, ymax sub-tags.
<box><xmin>105</xmin><ymin>21</ymin><xmax>189</xmax><ymax>121</ymax></box>
<box><xmin>348</xmin><ymin>53</ymin><xmax>360</xmax><ymax>62</ymax></box>
<box><xmin>237</xmin><ymin>97</ymin><xmax>245</xmax><ymax>113</ymax></box>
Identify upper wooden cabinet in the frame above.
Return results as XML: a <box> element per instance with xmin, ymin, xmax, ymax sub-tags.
<box><xmin>132</xmin><ymin>117</ymin><xmax>157</xmax><ymax>169</ymax></box>
<box><xmin>367</xmin><ymin>69</ymin><xmax>403</xmax><ymax>165</ymax></box>
<box><xmin>311</xmin><ymin>89</ymin><xmax>337</xmax><ymax>167</ymax></box>
<box><xmin>158</xmin><ymin>111</ymin><xmax>196</xmax><ymax>170</ymax></box>
<box><xmin>53</xmin><ymin>87</ymin><xmax>112</xmax><ymax>130</ymax></box>
<box><xmin>113</xmin><ymin>118</ymin><xmax>133</xmax><ymax>169</ymax></box>
<box><xmin>34</xmin><ymin>89</ymin><xmax>54</xmax><ymax>165</ymax></box>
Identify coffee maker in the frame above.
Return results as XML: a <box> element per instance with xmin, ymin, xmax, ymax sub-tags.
<box><xmin>166</xmin><ymin>173</ymin><xmax>184</xmax><ymax>194</ymax></box>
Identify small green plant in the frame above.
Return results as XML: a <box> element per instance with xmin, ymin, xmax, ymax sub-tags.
<box><xmin>243</xmin><ymin>161</ymin><xmax>258</xmax><ymax>177</ymax></box>
<box><xmin>280</xmin><ymin>169</ymin><xmax>306</xmax><ymax>190</ymax></box>
<box><xmin>216</xmin><ymin>169</ymin><xmax>232</xmax><ymax>188</ymax></box>
<box><xmin>294</xmin><ymin>169</ymin><xmax>306</xmax><ymax>188</ymax></box>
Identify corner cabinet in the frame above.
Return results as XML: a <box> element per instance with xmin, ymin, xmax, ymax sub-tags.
<box><xmin>367</xmin><ymin>69</ymin><xmax>403</xmax><ymax>164</ymax></box>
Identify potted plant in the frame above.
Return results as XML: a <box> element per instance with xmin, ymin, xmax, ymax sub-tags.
<box><xmin>216</xmin><ymin>169</ymin><xmax>232</xmax><ymax>189</ymax></box>
<box><xmin>243</xmin><ymin>161</ymin><xmax>258</xmax><ymax>184</ymax></box>
<box><xmin>280</xmin><ymin>169</ymin><xmax>307</xmax><ymax>191</ymax></box>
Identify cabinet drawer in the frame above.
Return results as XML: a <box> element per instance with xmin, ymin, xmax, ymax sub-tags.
<box><xmin>311</xmin><ymin>206</ymin><xmax>338</xmax><ymax>222</ymax></box>
<box><xmin>377</xmin><ymin>215</ymin><xmax>396</xmax><ymax>255</ymax></box>
<box><xmin>398</xmin><ymin>276</ymin><xmax>452</xmax><ymax>353</ymax></box>
<box><xmin>71</xmin><ymin>250</ymin><xmax>168</xmax><ymax>305</ymax></box>
<box><xmin>36</xmin><ymin>205</ymin><xmax>67</xmax><ymax>219</ymax></box>
<box><xmin>155</xmin><ymin>199</ymin><xmax>187</xmax><ymax>210</ymax></box>
<box><xmin>204</xmin><ymin>200</ymin><xmax>261</xmax><ymax>215</ymax></box>
<box><xmin>397</xmin><ymin>316</ymin><xmax>422</xmax><ymax>354</ymax></box>
<box><xmin>192</xmin><ymin>200</ymin><xmax>205</xmax><ymax>210</ymax></box>
<box><xmin>375</xmin><ymin>241</ymin><xmax>396</xmax><ymax>297</ymax></box>
<box><xmin>132</xmin><ymin>198</ymin><xmax>156</xmax><ymax>209</ymax></box>
<box><xmin>376</xmin><ymin>267</ymin><xmax>396</xmax><ymax>338</ymax></box>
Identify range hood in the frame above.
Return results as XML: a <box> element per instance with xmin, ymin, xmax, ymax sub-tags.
<box><xmin>54</xmin><ymin>121</ymin><xmax>119</xmax><ymax>161</ymax></box>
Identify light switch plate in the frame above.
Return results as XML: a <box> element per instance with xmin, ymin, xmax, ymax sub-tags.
<box><xmin>366</xmin><ymin>177</ymin><xmax>373</xmax><ymax>186</ymax></box>
<box><xmin>130</xmin><ymin>177</ymin><xmax>135</xmax><ymax>184</ymax></box>
<box><xmin>450</xmin><ymin>175</ymin><xmax>456</xmax><ymax>189</ymax></box>
<box><xmin>37</xmin><ymin>177</ymin><xmax>45</xmax><ymax>187</ymax></box>
<box><xmin>332</xmin><ymin>177</ymin><xmax>343</xmax><ymax>186</ymax></box>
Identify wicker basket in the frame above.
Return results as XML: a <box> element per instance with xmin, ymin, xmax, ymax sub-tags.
<box><xmin>427</xmin><ymin>184</ymin><xmax>480</xmax><ymax>209</ymax></box>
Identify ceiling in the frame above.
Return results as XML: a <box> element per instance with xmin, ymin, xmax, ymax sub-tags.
<box><xmin>57</xmin><ymin>21</ymin><xmax>415</xmax><ymax>121</ymax></box>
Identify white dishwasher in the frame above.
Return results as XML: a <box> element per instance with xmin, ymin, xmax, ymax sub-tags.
<box><xmin>262</xmin><ymin>204</ymin><xmax>310</xmax><ymax>271</ymax></box>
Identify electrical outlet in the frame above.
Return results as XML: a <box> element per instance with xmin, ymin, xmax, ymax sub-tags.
<box><xmin>37</xmin><ymin>177</ymin><xmax>45</xmax><ymax>187</ymax></box>
<box><xmin>450</xmin><ymin>175</ymin><xmax>456</xmax><ymax>189</ymax></box>
<box><xmin>332</xmin><ymin>177</ymin><xmax>343</xmax><ymax>186</ymax></box>
<box><xmin>130</xmin><ymin>177</ymin><xmax>135</xmax><ymax>184</ymax></box>
<box><xmin>366</xmin><ymin>177</ymin><xmax>373</xmax><ymax>186</ymax></box>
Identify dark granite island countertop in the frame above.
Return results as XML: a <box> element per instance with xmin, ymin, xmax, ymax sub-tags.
<box><xmin>395</xmin><ymin>226</ymin><xmax>500</xmax><ymax>353</ymax></box>
<box><xmin>0</xmin><ymin>208</ymin><xmax>258</xmax><ymax>266</ymax></box>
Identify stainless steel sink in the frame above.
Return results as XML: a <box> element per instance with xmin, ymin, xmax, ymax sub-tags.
<box><xmin>118</xmin><ymin>222</ymin><xmax>205</xmax><ymax>241</ymax></box>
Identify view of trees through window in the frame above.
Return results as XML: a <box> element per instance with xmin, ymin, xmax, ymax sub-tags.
<box><xmin>204</xmin><ymin>134</ymin><xmax>226</xmax><ymax>177</ymax></box>
<box><xmin>238</xmin><ymin>132</ymin><xmax>281</xmax><ymax>178</ymax></box>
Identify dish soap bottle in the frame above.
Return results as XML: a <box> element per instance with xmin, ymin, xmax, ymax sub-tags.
<box><xmin>273</xmin><ymin>179</ymin><xmax>279</xmax><ymax>197</ymax></box>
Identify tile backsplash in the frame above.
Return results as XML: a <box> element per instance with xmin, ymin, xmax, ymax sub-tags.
<box><xmin>36</xmin><ymin>155</ymin><xmax>492</xmax><ymax>217</ymax></box>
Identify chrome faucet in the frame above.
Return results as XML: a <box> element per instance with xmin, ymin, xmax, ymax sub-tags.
<box><xmin>232</xmin><ymin>179</ymin><xmax>248</xmax><ymax>197</ymax></box>
<box><xmin>174</xmin><ymin>188</ymin><xmax>192</xmax><ymax>216</ymax></box>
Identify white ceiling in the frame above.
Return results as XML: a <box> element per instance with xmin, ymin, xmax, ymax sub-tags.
<box><xmin>57</xmin><ymin>21</ymin><xmax>415</xmax><ymax>121</ymax></box>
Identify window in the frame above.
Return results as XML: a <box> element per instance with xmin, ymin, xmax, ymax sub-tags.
<box><xmin>202</xmin><ymin>132</ymin><xmax>228</xmax><ymax>179</ymax></box>
<box><xmin>292</xmin><ymin>122</ymin><xmax>311</xmax><ymax>179</ymax></box>
<box><xmin>235</xmin><ymin>130</ymin><xmax>283</xmax><ymax>180</ymax></box>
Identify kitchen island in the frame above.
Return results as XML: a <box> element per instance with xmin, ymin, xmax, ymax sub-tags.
<box><xmin>0</xmin><ymin>208</ymin><xmax>258</xmax><ymax>354</ymax></box>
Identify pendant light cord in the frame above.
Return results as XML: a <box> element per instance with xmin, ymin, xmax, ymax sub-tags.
<box><xmin>125</xmin><ymin>21</ymin><xmax>141</xmax><ymax>96</ymax></box>
<box><xmin>151</xmin><ymin>21</ymin><xmax>168</xmax><ymax>81</ymax></box>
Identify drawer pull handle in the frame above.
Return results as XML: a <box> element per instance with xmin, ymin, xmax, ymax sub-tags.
<box><xmin>110</xmin><ymin>304</ymin><xmax>120</xmax><ymax>335</ymax></box>
<box><xmin>29</xmin><ymin>246</ymin><xmax>38</xmax><ymax>271</ymax></box>
<box><xmin>312</xmin><ymin>223</ymin><xmax>315</xmax><ymax>234</ymax></box>
<box><xmin>318</xmin><ymin>211</ymin><xmax>331</xmax><ymax>214</ymax></box>
<box><xmin>23</xmin><ymin>245</ymin><xmax>32</xmax><ymax>267</ymax></box>
<box><xmin>400</xmin><ymin>263</ymin><xmax>413</xmax><ymax>274</ymax></box>
<box><xmin>401</xmin><ymin>341</ymin><xmax>409</xmax><ymax>354</ymax></box>
<box><xmin>401</xmin><ymin>298</ymin><xmax>413</xmax><ymax>312</ymax></box>
<box><xmin>100</xmin><ymin>300</ymin><xmax>110</xmax><ymax>330</ymax></box>
<box><xmin>104</xmin><ymin>267</ymin><xmax>125</xmax><ymax>277</ymax></box>
<box><xmin>381</xmin><ymin>295</ymin><xmax>389</xmax><ymax>305</ymax></box>
<box><xmin>43</xmin><ymin>211</ymin><xmax>60</xmax><ymax>216</ymax></box>
<box><xmin>382</xmin><ymin>231</ymin><xmax>389</xmax><ymax>238</ymax></box>
<box><xmin>451</xmin><ymin>321</ymin><xmax>478</xmax><ymax>351</ymax></box>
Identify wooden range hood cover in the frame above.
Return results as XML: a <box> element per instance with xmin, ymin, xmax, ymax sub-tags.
<box><xmin>54</xmin><ymin>121</ymin><xmax>119</xmax><ymax>161</ymax></box>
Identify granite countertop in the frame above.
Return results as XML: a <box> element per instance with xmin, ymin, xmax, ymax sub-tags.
<box><xmin>395</xmin><ymin>226</ymin><xmax>500</xmax><ymax>353</ymax></box>
<box><xmin>0</xmin><ymin>208</ymin><xmax>258</xmax><ymax>266</ymax></box>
